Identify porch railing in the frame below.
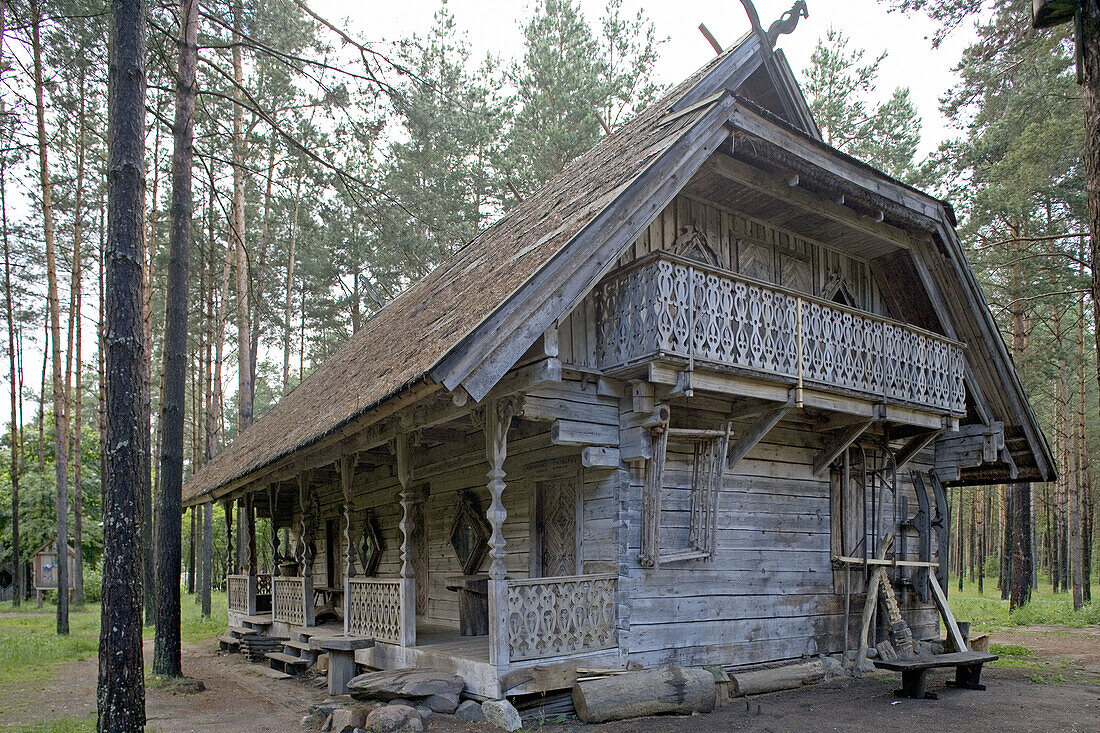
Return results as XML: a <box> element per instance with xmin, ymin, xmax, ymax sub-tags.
<box><xmin>595</xmin><ymin>253</ymin><xmax>966</xmax><ymax>414</ymax></box>
<box><xmin>347</xmin><ymin>578</ymin><xmax>404</xmax><ymax>645</ymax></box>
<box><xmin>506</xmin><ymin>573</ymin><xmax>618</xmax><ymax>662</ymax></box>
<box><xmin>227</xmin><ymin>574</ymin><xmax>250</xmax><ymax>614</ymax></box>
<box><xmin>272</xmin><ymin>576</ymin><xmax>307</xmax><ymax>626</ymax></box>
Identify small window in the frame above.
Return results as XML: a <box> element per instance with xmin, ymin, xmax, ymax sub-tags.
<box><xmin>639</xmin><ymin>426</ymin><xmax>730</xmax><ymax>568</ymax></box>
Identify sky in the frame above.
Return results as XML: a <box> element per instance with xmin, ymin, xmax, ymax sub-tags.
<box><xmin>314</xmin><ymin>0</ymin><xmax>978</xmax><ymax>154</ymax></box>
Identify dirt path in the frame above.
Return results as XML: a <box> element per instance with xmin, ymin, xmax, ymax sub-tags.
<box><xmin>3</xmin><ymin>629</ymin><xmax>1098</xmax><ymax>732</ymax></box>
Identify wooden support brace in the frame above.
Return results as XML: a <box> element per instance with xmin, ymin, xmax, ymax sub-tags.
<box><xmin>813</xmin><ymin>420</ymin><xmax>873</xmax><ymax>476</ymax></box>
<box><xmin>727</xmin><ymin>404</ymin><xmax>791</xmax><ymax>467</ymax></box>
<box><xmin>929</xmin><ymin>572</ymin><xmax>968</xmax><ymax>653</ymax></box>
<box><xmin>894</xmin><ymin>429</ymin><xmax>943</xmax><ymax>471</ymax></box>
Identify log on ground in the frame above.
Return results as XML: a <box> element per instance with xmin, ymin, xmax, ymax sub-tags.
<box><xmin>572</xmin><ymin>666</ymin><xmax>716</xmax><ymax>723</ymax></box>
<box><xmin>730</xmin><ymin>660</ymin><xmax>826</xmax><ymax>697</ymax></box>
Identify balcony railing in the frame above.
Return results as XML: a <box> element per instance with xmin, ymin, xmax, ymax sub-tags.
<box><xmin>347</xmin><ymin>578</ymin><xmax>404</xmax><ymax>645</ymax></box>
<box><xmin>506</xmin><ymin>573</ymin><xmax>618</xmax><ymax>662</ymax></box>
<box><xmin>596</xmin><ymin>254</ymin><xmax>966</xmax><ymax>414</ymax></box>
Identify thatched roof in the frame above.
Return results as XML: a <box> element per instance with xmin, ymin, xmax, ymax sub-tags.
<box><xmin>183</xmin><ymin>36</ymin><xmax>800</xmax><ymax>504</ymax></box>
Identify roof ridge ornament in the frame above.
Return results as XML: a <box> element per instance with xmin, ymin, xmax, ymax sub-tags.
<box><xmin>738</xmin><ymin>0</ymin><xmax>809</xmax><ymax>49</ymax></box>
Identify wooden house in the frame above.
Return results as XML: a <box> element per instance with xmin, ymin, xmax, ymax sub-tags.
<box><xmin>183</xmin><ymin>18</ymin><xmax>1052</xmax><ymax>700</ymax></box>
<box><xmin>31</xmin><ymin>539</ymin><xmax>76</xmax><ymax>593</ymax></box>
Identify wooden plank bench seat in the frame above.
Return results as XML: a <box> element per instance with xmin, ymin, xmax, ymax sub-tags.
<box><xmin>874</xmin><ymin>651</ymin><xmax>998</xmax><ymax>699</ymax></box>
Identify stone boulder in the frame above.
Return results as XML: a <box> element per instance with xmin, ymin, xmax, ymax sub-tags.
<box><xmin>347</xmin><ymin>669</ymin><xmax>464</xmax><ymax>703</ymax></box>
<box><xmin>364</xmin><ymin>704</ymin><xmax>424</xmax><ymax>733</ymax></box>
<box><xmin>327</xmin><ymin>705</ymin><xmax>371</xmax><ymax>733</ymax></box>
<box><xmin>421</xmin><ymin>693</ymin><xmax>459</xmax><ymax>714</ymax></box>
<box><xmin>455</xmin><ymin>700</ymin><xmax>485</xmax><ymax>723</ymax></box>
<box><xmin>482</xmin><ymin>699</ymin><xmax>522</xmax><ymax>732</ymax></box>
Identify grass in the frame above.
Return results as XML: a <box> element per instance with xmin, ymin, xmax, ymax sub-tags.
<box><xmin>946</xmin><ymin>575</ymin><xmax>1100</xmax><ymax>632</ymax></box>
<box><xmin>0</xmin><ymin>592</ymin><xmax>228</xmax><ymax>688</ymax></box>
<box><xmin>0</xmin><ymin>716</ymin><xmax>97</xmax><ymax>733</ymax></box>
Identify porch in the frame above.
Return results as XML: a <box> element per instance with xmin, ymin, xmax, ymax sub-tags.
<box><xmin>225</xmin><ymin>571</ymin><xmax>621</xmax><ymax>697</ymax></box>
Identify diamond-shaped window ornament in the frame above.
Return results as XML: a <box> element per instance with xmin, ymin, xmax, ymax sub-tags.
<box><xmin>449</xmin><ymin>491</ymin><xmax>491</xmax><ymax>576</ymax></box>
<box><xmin>357</xmin><ymin>512</ymin><xmax>384</xmax><ymax>577</ymax></box>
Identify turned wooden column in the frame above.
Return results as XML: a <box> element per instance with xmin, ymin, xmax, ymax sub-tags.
<box><xmin>339</xmin><ymin>454</ymin><xmax>357</xmax><ymax>636</ymax></box>
<box><xmin>392</xmin><ymin>433</ymin><xmax>417</xmax><ymax>647</ymax></box>
<box><xmin>477</xmin><ymin>397</ymin><xmax>517</xmax><ymax>668</ymax></box>
<box><xmin>244</xmin><ymin>494</ymin><xmax>258</xmax><ymax>614</ymax></box>
<box><xmin>222</xmin><ymin>498</ymin><xmax>233</xmax><ymax>580</ymax></box>
<box><xmin>298</xmin><ymin>472</ymin><xmax>316</xmax><ymax>627</ymax></box>
<box><xmin>268</xmin><ymin>485</ymin><xmax>280</xmax><ymax>577</ymax></box>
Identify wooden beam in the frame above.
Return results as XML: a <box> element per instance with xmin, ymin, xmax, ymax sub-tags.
<box><xmin>581</xmin><ymin>447</ymin><xmax>620</xmax><ymax>468</ymax></box>
<box><xmin>929</xmin><ymin>572</ymin><xmax>968</xmax><ymax>653</ymax></box>
<box><xmin>703</xmin><ymin>155</ymin><xmax>911</xmax><ymax>251</ymax></box>
<box><xmin>894</xmin><ymin>429</ymin><xmax>943</xmax><ymax>471</ymax></box>
<box><xmin>727</xmin><ymin>404</ymin><xmax>792</xmax><ymax>467</ymax></box>
<box><xmin>813</xmin><ymin>420</ymin><xmax>873</xmax><ymax>476</ymax></box>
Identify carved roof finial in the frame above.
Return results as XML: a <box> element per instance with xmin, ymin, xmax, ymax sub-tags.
<box><xmin>738</xmin><ymin>0</ymin><xmax>809</xmax><ymax>49</ymax></box>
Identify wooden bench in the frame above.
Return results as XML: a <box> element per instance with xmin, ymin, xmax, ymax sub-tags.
<box><xmin>874</xmin><ymin>651</ymin><xmax>998</xmax><ymax>699</ymax></box>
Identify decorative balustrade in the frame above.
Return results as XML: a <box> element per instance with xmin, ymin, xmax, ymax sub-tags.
<box><xmin>256</xmin><ymin>573</ymin><xmax>272</xmax><ymax>597</ymax></box>
<box><xmin>595</xmin><ymin>254</ymin><xmax>966</xmax><ymax>414</ymax></box>
<box><xmin>347</xmin><ymin>578</ymin><xmax>404</xmax><ymax>645</ymax></box>
<box><xmin>227</xmin><ymin>574</ymin><xmax>250</xmax><ymax>614</ymax></box>
<box><xmin>506</xmin><ymin>574</ymin><xmax>618</xmax><ymax>662</ymax></box>
<box><xmin>272</xmin><ymin>576</ymin><xmax>307</xmax><ymax>626</ymax></box>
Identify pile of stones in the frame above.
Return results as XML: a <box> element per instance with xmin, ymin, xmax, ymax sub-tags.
<box><xmin>304</xmin><ymin>668</ymin><xmax>524</xmax><ymax>733</ymax></box>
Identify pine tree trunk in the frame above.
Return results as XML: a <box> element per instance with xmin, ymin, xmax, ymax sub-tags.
<box><xmin>1</xmin><ymin>114</ymin><xmax>21</xmax><ymax>609</ymax></box>
<box><xmin>1001</xmin><ymin>484</ymin><xmax>1012</xmax><ymax>599</ymax></box>
<box><xmin>250</xmin><ymin>136</ymin><xmax>276</xmax><ymax>394</ymax></box>
<box><xmin>152</xmin><ymin>0</ymin><xmax>198</xmax><ymax>678</ymax></box>
<box><xmin>98</xmin><ymin>0</ymin><xmax>149</xmax><ymax>727</ymax></box>
<box><xmin>187</xmin><ymin>506</ymin><xmax>195</xmax><ymax>595</ymax></box>
<box><xmin>1011</xmin><ymin>482</ymin><xmax>1033</xmax><ymax>610</ymax></box>
<box><xmin>1084</xmin><ymin>1</ymin><xmax>1100</xmax><ymax>604</ymax></box>
<box><xmin>32</xmin><ymin>0</ymin><xmax>70</xmax><ymax>635</ymax></box>
<box><xmin>70</xmin><ymin>66</ymin><xmax>87</xmax><ymax>608</ymax></box>
<box><xmin>283</xmin><ymin>175</ymin><xmax>302</xmax><ymax>394</ymax></box>
<box><xmin>37</xmin><ymin>319</ymin><xmax>44</xmax><ymax>473</ymax></box>
<box><xmin>142</xmin><ymin>118</ymin><xmax>162</xmax><ymax>629</ymax></box>
<box><xmin>231</xmin><ymin>0</ymin><xmax>252</xmax><ymax>434</ymax></box>
<box><xmin>201</xmin><ymin>501</ymin><xmax>212</xmax><ymax>617</ymax></box>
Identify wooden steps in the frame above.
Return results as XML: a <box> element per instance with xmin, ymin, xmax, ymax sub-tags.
<box><xmin>251</xmin><ymin>665</ymin><xmax>292</xmax><ymax>681</ymax></box>
<box><xmin>217</xmin><ymin>635</ymin><xmax>241</xmax><ymax>651</ymax></box>
<box><xmin>227</xmin><ymin>625</ymin><xmax>258</xmax><ymax>636</ymax></box>
<box><xmin>283</xmin><ymin>639</ymin><xmax>312</xmax><ymax>652</ymax></box>
<box><xmin>238</xmin><ymin>614</ymin><xmax>273</xmax><ymax>626</ymax></box>
<box><xmin>266</xmin><ymin>651</ymin><xmax>311</xmax><ymax>674</ymax></box>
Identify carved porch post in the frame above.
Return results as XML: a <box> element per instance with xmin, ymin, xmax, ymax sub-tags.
<box><xmin>339</xmin><ymin>454</ymin><xmax>357</xmax><ymax>636</ymax></box>
<box><xmin>298</xmin><ymin>473</ymin><xmax>316</xmax><ymax>627</ymax></box>
<box><xmin>222</xmin><ymin>498</ymin><xmax>233</xmax><ymax>614</ymax></box>
<box><xmin>477</xmin><ymin>397</ymin><xmax>517</xmax><ymax>668</ymax></box>
<box><xmin>392</xmin><ymin>433</ymin><xmax>417</xmax><ymax>647</ymax></box>
<box><xmin>244</xmin><ymin>493</ymin><xmax>258</xmax><ymax>614</ymax></box>
<box><xmin>268</xmin><ymin>485</ymin><xmax>280</xmax><ymax>577</ymax></box>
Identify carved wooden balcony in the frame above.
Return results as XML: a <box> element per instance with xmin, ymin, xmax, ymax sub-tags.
<box><xmin>595</xmin><ymin>254</ymin><xmax>966</xmax><ymax>415</ymax></box>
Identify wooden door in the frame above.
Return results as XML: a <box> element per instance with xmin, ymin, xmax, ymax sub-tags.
<box><xmin>534</xmin><ymin>471</ymin><xmax>580</xmax><ymax>578</ymax></box>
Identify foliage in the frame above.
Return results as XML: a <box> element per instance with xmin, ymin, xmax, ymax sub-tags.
<box><xmin>802</xmin><ymin>28</ymin><xmax>922</xmax><ymax>182</ymax></box>
<box><xmin>948</xmin><ymin>576</ymin><xmax>1100</xmax><ymax>630</ymax></box>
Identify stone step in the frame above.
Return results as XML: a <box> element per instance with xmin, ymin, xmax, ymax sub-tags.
<box><xmin>228</xmin><ymin>625</ymin><xmax>258</xmax><ymax>637</ymax></box>
<box><xmin>283</xmin><ymin>640</ymin><xmax>312</xmax><ymax>652</ymax></box>
<box><xmin>239</xmin><ymin>614</ymin><xmax>273</xmax><ymax>626</ymax></box>
<box><xmin>266</xmin><ymin>651</ymin><xmax>310</xmax><ymax>668</ymax></box>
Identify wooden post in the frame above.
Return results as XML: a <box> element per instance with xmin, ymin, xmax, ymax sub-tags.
<box><xmin>339</xmin><ymin>454</ymin><xmax>357</xmax><ymax>637</ymax></box>
<box><xmin>268</xmin><ymin>485</ymin><xmax>280</xmax><ymax>577</ymax></box>
<box><xmin>298</xmin><ymin>473</ymin><xmax>315</xmax><ymax>627</ymax></box>
<box><xmin>244</xmin><ymin>493</ymin><xmax>257</xmax><ymax>615</ymax></box>
<box><xmin>392</xmin><ymin>434</ymin><xmax>417</xmax><ymax>647</ymax></box>
<box><xmin>222</xmin><ymin>498</ymin><xmax>233</xmax><ymax>611</ymax></box>
<box><xmin>478</xmin><ymin>397</ymin><xmax>517</xmax><ymax>669</ymax></box>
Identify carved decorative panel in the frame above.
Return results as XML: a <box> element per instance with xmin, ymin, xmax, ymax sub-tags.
<box><xmin>737</xmin><ymin>237</ymin><xmax>774</xmax><ymax>282</ymax></box>
<box><xmin>357</xmin><ymin>511</ymin><xmax>384</xmax><ymax>578</ymax></box>
<box><xmin>536</xmin><ymin>476</ymin><xmax>578</xmax><ymax>578</ymax></box>
<box><xmin>228</xmin><ymin>574</ymin><xmax>249</xmax><ymax>614</ymax></box>
<box><xmin>449</xmin><ymin>491</ymin><xmax>491</xmax><ymax>576</ymax></box>
<box><xmin>506</xmin><ymin>574</ymin><xmax>617</xmax><ymax>661</ymax></box>
<box><xmin>272</xmin><ymin>576</ymin><xmax>306</xmax><ymax>625</ymax></box>
<box><xmin>347</xmin><ymin>578</ymin><xmax>402</xmax><ymax>644</ymax></box>
<box><xmin>411</xmin><ymin>496</ymin><xmax>428</xmax><ymax>614</ymax></box>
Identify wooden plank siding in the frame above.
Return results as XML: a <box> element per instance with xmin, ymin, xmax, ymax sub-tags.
<box><xmin>617</xmin><ymin>413</ymin><xmax>940</xmax><ymax>669</ymax></box>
